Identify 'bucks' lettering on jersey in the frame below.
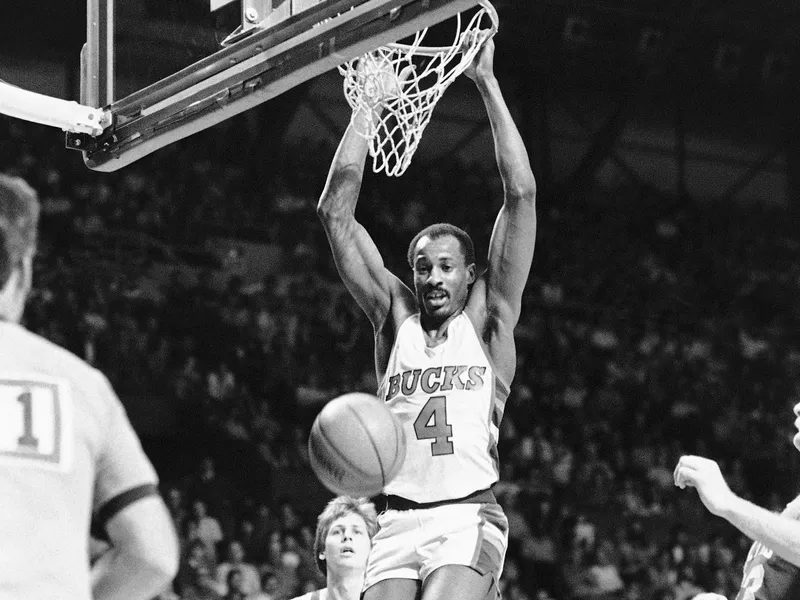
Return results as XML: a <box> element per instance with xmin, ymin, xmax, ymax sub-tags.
<box><xmin>378</xmin><ymin>313</ymin><xmax>510</xmax><ymax>503</ymax></box>
<box><xmin>736</xmin><ymin>541</ymin><xmax>800</xmax><ymax>600</ymax></box>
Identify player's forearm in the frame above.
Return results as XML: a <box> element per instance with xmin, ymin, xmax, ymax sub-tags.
<box><xmin>476</xmin><ymin>75</ymin><xmax>536</xmax><ymax>204</ymax></box>
<box><xmin>318</xmin><ymin>109</ymin><xmax>374</xmax><ymax>221</ymax></box>
<box><xmin>721</xmin><ymin>494</ymin><xmax>800</xmax><ymax>568</ymax></box>
<box><xmin>91</xmin><ymin>547</ymin><xmax>177</xmax><ymax>600</ymax></box>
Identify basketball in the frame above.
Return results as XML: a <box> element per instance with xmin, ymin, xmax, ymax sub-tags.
<box><xmin>309</xmin><ymin>392</ymin><xmax>406</xmax><ymax>497</ymax></box>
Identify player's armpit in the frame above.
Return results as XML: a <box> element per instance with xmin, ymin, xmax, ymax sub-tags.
<box><xmin>485</xmin><ymin>199</ymin><xmax>537</xmax><ymax>328</ymax></box>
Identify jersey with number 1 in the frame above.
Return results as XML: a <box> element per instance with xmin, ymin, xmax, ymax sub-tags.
<box><xmin>378</xmin><ymin>313</ymin><xmax>510</xmax><ymax>503</ymax></box>
<box><xmin>0</xmin><ymin>320</ymin><xmax>159</xmax><ymax>600</ymax></box>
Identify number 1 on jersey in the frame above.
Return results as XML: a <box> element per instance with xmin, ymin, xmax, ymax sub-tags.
<box><xmin>413</xmin><ymin>395</ymin><xmax>454</xmax><ymax>456</ymax></box>
<box><xmin>17</xmin><ymin>390</ymin><xmax>39</xmax><ymax>450</ymax></box>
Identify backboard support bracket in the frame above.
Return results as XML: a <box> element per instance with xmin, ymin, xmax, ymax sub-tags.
<box><xmin>70</xmin><ymin>0</ymin><xmax>487</xmax><ymax>171</ymax></box>
<box><xmin>214</xmin><ymin>0</ymin><xmax>324</xmax><ymax>46</ymax></box>
<box><xmin>83</xmin><ymin>0</ymin><xmax>114</xmax><ymax>108</ymax></box>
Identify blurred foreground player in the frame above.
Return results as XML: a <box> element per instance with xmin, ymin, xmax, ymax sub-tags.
<box><xmin>317</xmin><ymin>35</ymin><xmax>537</xmax><ymax>600</ymax></box>
<box><xmin>290</xmin><ymin>496</ymin><xmax>378</xmax><ymax>600</ymax></box>
<box><xmin>674</xmin><ymin>401</ymin><xmax>800</xmax><ymax>600</ymax></box>
<box><xmin>0</xmin><ymin>174</ymin><xmax>179</xmax><ymax>599</ymax></box>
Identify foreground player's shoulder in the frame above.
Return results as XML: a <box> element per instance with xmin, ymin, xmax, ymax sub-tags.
<box><xmin>1</xmin><ymin>323</ymin><xmax>92</xmax><ymax>376</ymax></box>
<box><xmin>0</xmin><ymin>324</ymin><xmax>120</xmax><ymax>473</ymax></box>
<box><xmin>0</xmin><ymin>323</ymin><xmax>112</xmax><ymax>408</ymax></box>
<box><xmin>10</xmin><ymin>326</ymin><xmax>131</xmax><ymax>423</ymax></box>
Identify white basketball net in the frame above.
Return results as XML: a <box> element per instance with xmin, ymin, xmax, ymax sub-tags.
<box><xmin>338</xmin><ymin>2</ymin><xmax>498</xmax><ymax>177</ymax></box>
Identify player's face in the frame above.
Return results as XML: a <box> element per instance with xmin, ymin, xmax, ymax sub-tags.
<box><xmin>412</xmin><ymin>235</ymin><xmax>475</xmax><ymax>321</ymax></box>
<box><xmin>322</xmin><ymin>512</ymin><xmax>371</xmax><ymax>574</ymax></box>
<box><xmin>793</xmin><ymin>401</ymin><xmax>800</xmax><ymax>451</ymax></box>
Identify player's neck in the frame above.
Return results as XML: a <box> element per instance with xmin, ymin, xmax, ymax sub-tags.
<box><xmin>0</xmin><ymin>269</ymin><xmax>26</xmax><ymax>323</ymax></box>
<box><xmin>326</xmin><ymin>571</ymin><xmax>363</xmax><ymax>600</ymax></box>
<box><xmin>0</xmin><ymin>298</ymin><xmax>21</xmax><ymax>324</ymax></box>
<box><xmin>419</xmin><ymin>310</ymin><xmax>462</xmax><ymax>346</ymax></box>
<box><xmin>783</xmin><ymin>494</ymin><xmax>800</xmax><ymax>519</ymax></box>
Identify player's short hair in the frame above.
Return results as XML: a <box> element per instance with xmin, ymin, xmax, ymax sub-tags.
<box><xmin>407</xmin><ymin>223</ymin><xmax>475</xmax><ymax>269</ymax></box>
<box><xmin>313</xmin><ymin>496</ymin><xmax>378</xmax><ymax>576</ymax></box>
<box><xmin>0</xmin><ymin>174</ymin><xmax>39</xmax><ymax>288</ymax></box>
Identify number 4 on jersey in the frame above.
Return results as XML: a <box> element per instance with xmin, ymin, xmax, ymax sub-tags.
<box><xmin>413</xmin><ymin>395</ymin><xmax>454</xmax><ymax>456</ymax></box>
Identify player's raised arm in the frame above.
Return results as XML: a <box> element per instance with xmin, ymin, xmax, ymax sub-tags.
<box><xmin>675</xmin><ymin>455</ymin><xmax>800</xmax><ymax>569</ymax></box>
<box><xmin>317</xmin><ymin>66</ymin><xmax>413</xmax><ymax>330</ymax></box>
<box><xmin>469</xmin><ymin>38</ymin><xmax>537</xmax><ymax>337</ymax></box>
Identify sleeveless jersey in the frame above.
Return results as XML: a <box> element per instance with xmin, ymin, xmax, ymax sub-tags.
<box><xmin>378</xmin><ymin>313</ymin><xmax>510</xmax><ymax>503</ymax></box>
<box><xmin>290</xmin><ymin>589</ymin><xmax>327</xmax><ymax>600</ymax></box>
<box><xmin>735</xmin><ymin>540</ymin><xmax>800</xmax><ymax>600</ymax></box>
<box><xmin>0</xmin><ymin>320</ymin><xmax>158</xmax><ymax>600</ymax></box>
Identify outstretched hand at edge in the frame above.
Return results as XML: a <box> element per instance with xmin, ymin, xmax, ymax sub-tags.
<box><xmin>674</xmin><ymin>455</ymin><xmax>738</xmax><ymax>517</ymax></box>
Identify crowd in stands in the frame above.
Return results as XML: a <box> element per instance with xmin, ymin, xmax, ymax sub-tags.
<box><xmin>4</xmin><ymin>110</ymin><xmax>800</xmax><ymax>600</ymax></box>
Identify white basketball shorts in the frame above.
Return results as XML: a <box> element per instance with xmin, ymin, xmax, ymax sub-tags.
<box><xmin>364</xmin><ymin>501</ymin><xmax>508</xmax><ymax>591</ymax></box>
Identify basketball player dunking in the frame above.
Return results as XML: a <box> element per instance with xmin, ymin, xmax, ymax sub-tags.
<box><xmin>317</xmin><ymin>35</ymin><xmax>537</xmax><ymax>600</ymax></box>
<box><xmin>675</xmin><ymin>401</ymin><xmax>800</xmax><ymax>600</ymax></box>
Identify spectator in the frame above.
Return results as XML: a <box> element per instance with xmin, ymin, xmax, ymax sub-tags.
<box><xmin>520</xmin><ymin>518</ymin><xmax>559</xmax><ymax>596</ymax></box>
<box><xmin>185</xmin><ymin>458</ymin><xmax>237</xmax><ymax>540</ymax></box>
<box><xmin>587</xmin><ymin>545</ymin><xmax>625</xmax><ymax>597</ymax></box>
<box><xmin>165</xmin><ymin>485</ymin><xmax>189</xmax><ymax>546</ymax></box>
<box><xmin>179</xmin><ymin>541</ymin><xmax>222</xmax><ymax>600</ymax></box>
<box><xmin>187</xmin><ymin>500</ymin><xmax>224</xmax><ymax>561</ymax></box>
<box><xmin>182</xmin><ymin>564</ymin><xmax>223</xmax><ymax>600</ymax></box>
<box><xmin>560</xmin><ymin>545</ymin><xmax>596</xmax><ymax>600</ymax></box>
<box><xmin>672</xmin><ymin>565</ymin><xmax>703</xmax><ymax>600</ymax></box>
<box><xmin>216</xmin><ymin>540</ymin><xmax>262</xmax><ymax>597</ymax></box>
<box><xmin>251</xmin><ymin>571</ymin><xmax>281</xmax><ymax>600</ymax></box>
<box><xmin>224</xmin><ymin>569</ymin><xmax>249</xmax><ymax>600</ymax></box>
<box><xmin>573</xmin><ymin>513</ymin><xmax>597</xmax><ymax>551</ymax></box>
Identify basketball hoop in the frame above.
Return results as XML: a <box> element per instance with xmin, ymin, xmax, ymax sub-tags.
<box><xmin>339</xmin><ymin>0</ymin><xmax>499</xmax><ymax>177</ymax></box>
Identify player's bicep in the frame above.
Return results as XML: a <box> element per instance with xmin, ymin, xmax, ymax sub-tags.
<box><xmin>99</xmin><ymin>493</ymin><xmax>179</xmax><ymax>588</ymax></box>
<box><xmin>104</xmin><ymin>495</ymin><xmax>175</xmax><ymax>552</ymax></box>
<box><xmin>485</xmin><ymin>197</ymin><xmax>537</xmax><ymax>326</ymax></box>
<box><xmin>322</xmin><ymin>215</ymin><xmax>401</xmax><ymax>328</ymax></box>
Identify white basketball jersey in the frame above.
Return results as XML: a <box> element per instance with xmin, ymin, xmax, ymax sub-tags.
<box><xmin>378</xmin><ymin>313</ymin><xmax>510</xmax><ymax>503</ymax></box>
<box><xmin>0</xmin><ymin>320</ymin><xmax>158</xmax><ymax>600</ymax></box>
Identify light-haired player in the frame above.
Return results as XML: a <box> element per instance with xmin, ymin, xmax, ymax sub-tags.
<box><xmin>0</xmin><ymin>174</ymin><xmax>179</xmax><ymax>599</ymax></box>
<box><xmin>317</xmin><ymin>33</ymin><xmax>536</xmax><ymax>600</ymax></box>
<box><xmin>289</xmin><ymin>496</ymin><xmax>378</xmax><ymax>600</ymax></box>
<box><xmin>674</xmin><ymin>401</ymin><xmax>800</xmax><ymax>600</ymax></box>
